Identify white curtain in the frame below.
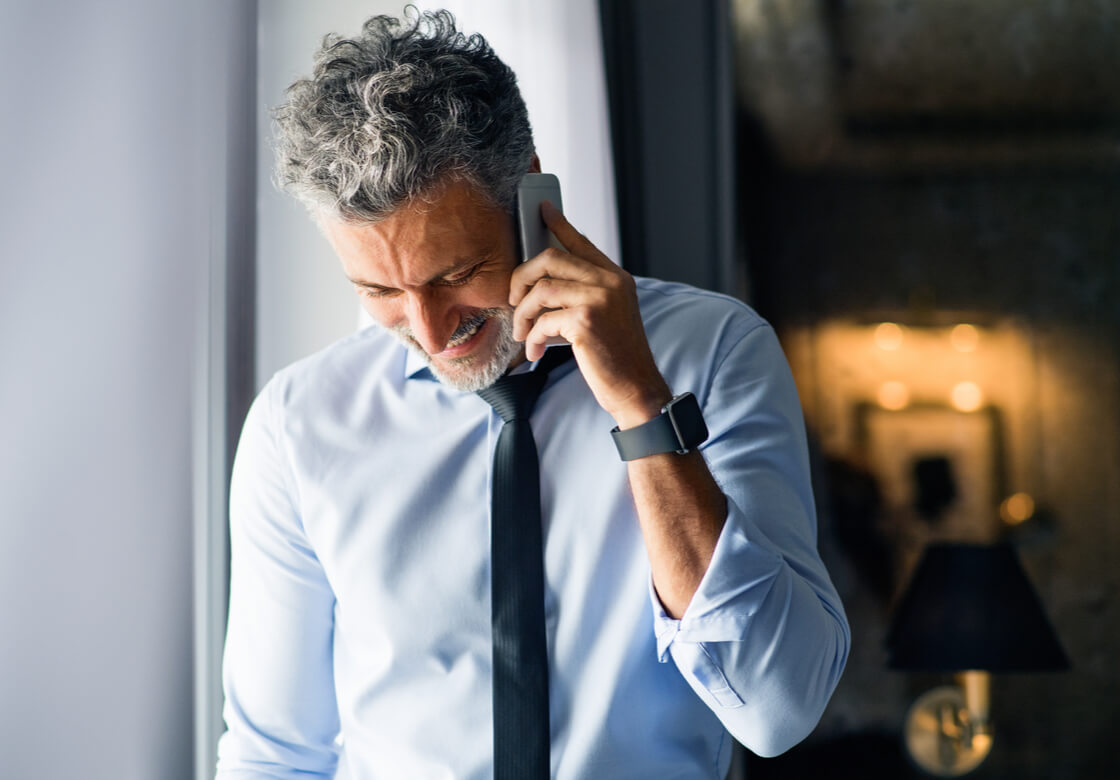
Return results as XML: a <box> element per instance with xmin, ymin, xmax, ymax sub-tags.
<box><xmin>0</xmin><ymin>1</ymin><xmax>240</xmax><ymax>778</ymax></box>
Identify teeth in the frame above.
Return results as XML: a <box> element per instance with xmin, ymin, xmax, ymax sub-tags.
<box><xmin>447</xmin><ymin>317</ymin><xmax>483</xmax><ymax>347</ymax></box>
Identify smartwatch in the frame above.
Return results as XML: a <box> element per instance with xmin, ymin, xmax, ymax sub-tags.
<box><xmin>610</xmin><ymin>392</ymin><xmax>709</xmax><ymax>461</ymax></box>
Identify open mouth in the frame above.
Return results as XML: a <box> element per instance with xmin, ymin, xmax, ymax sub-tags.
<box><xmin>444</xmin><ymin>313</ymin><xmax>488</xmax><ymax>350</ymax></box>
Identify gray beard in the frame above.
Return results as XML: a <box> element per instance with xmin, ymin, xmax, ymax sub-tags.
<box><xmin>392</xmin><ymin>307</ymin><xmax>522</xmax><ymax>392</ymax></box>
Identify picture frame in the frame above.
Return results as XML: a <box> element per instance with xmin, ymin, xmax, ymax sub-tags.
<box><xmin>854</xmin><ymin>402</ymin><xmax>1006</xmax><ymax>549</ymax></box>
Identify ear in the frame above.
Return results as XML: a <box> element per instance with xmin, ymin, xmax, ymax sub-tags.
<box><xmin>529</xmin><ymin>154</ymin><xmax>541</xmax><ymax>174</ymax></box>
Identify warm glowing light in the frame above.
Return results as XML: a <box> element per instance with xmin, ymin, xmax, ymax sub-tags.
<box><xmin>951</xmin><ymin>381</ymin><xmax>983</xmax><ymax>411</ymax></box>
<box><xmin>957</xmin><ymin>670</ymin><xmax>992</xmax><ymax>724</ymax></box>
<box><xmin>951</xmin><ymin>323</ymin><xmax>980</xmax><ymax>352</ymax></box>
<box><xmin>878</xmin><ymin>381</ymin><xmax>911</xmax><ymax>410</ymax></box>
<box><xmin>875</xmin><ymin>322</ymin><xmax>904</xmax><ymax>351</ymax></box>
<box><xmin>971</xmin><ymin>733</ymin><xmax>994</xmax><ymax>755</ymax></box>
<box><xmin>1000</xmin><ymin>492</ymin><xmax>1036</xmax><ymax>525</ymax></box>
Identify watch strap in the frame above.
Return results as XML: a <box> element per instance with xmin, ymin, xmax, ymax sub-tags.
<box><xmin>611</xmin><ymin>392</ymin><xmax>708</xmax><ymax>461</ymax></box>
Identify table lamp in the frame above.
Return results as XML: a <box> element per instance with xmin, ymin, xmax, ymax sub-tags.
<box><xmin>886</xmin><ymin>542</ymin><xmax>1069</xmax><ymax>776</ymax></box>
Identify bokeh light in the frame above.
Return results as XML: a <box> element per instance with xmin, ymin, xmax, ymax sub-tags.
<box><xmin>951</xmin><ymin>324</ymin><xmax>980</xmax><ymax>352</ymax></box>
<box><xmin>951</xmin><ymin>381</ymin><xmax>984</xmax><ymax>412</ymax></box>
<box><xmin>878</xmin><ymin>381</ymin><xmax>911</xmax><ymax>410</ymax></box>
<box><xmin>1000</xmin><ymin>492</ymin><xmax>1036</xmax><ymax>525</ymax></box>
<box><xmin>875</xmin><ymin>322</ymin><xmax>904</xmax><ymax>351</ymax></box>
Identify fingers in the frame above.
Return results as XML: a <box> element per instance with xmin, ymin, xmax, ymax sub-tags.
<box><xmin>510</xmin><ymin>207</ymin><xmax>637</xmax><ymax>368</ymax></box>
<box><xmin>512</xmin><ymin>276</ymin><xmax>610</xmax><ymax>342</ymax></box>
<box><xmin>511</xmin><ymin>208</ymin><xmax>627</xmax><ymax>307</ymax></box>
<box><xmin>509</xmin><ymin>247</ymin><xmax>614</xmax><ymax>306</ymax></box>
<box><xmin>540</xmin><ymin>201</ymin><xmax>613</xmax><ymax>269</ymax></box>
<box><xmin>522</xmin><ymin>308</ymin><xmax>571</xmax><ymax>363</ymax></box>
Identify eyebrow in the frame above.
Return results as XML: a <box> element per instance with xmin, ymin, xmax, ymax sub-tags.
<box><xmin>346</xmin><ymin>255</ymin><xmax>489</xmax><ymax>291</ymax></box>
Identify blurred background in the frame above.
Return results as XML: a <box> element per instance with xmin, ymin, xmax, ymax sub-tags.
<box><xmin>1</xmin><ymin>1</ymin><xmax>1116</xmax><ymax>778</ymax></box>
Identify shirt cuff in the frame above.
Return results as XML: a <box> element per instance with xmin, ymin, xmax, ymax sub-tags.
<box><xmin>649</xmin><ymin>500</ymin><xmax>785</xmax><ymax>662</ymax></box>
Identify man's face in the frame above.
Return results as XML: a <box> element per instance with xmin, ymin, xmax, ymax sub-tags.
<box><xmin>320</xmin><ymin>180</ymin><xmax>524</xmax><ymax>391</ymax></box>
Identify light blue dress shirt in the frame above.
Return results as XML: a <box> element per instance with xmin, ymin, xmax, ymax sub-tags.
<box><xmin>216</xmin><ymin>277</ymin><xmax>849</xmax><ymax>779</ymax></box>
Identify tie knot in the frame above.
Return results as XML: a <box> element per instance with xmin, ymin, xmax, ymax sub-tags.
<box><xmin>478</xmin><ymin>372</ymin><xmax>547</xmax><ymax>422</ymax></box>
<box><xmin>476</xmin><ymin>345</ymin><xmax>573</xmax><ymax>423</ymax></box>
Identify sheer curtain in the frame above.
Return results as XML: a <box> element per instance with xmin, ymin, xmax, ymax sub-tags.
<box><xmin>0</xmin><ymin>2</ymin><xmax>248</xmax><ymax>778</ymax></box>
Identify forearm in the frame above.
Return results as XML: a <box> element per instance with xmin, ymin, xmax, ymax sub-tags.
<box><xmin>613</xmin><ymin>382</ymin><xmax>728</xmax><ymax>619</ymax></box>
<box><xmin>627</xmin><ymin>449</ymin><xmax>727</xmax><ymax>618</ymax></box>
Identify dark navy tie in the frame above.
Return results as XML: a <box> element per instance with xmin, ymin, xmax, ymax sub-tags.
<box><xmin>476</xmin><ymin>345</ymin><xmax>573</xmax><ymax>780</ymax></box>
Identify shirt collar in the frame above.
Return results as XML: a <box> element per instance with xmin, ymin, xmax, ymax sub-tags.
<box><xmin>403</xmin><ymin>344</ymin><xmax>435</xmax><ymax>381</ymax></box>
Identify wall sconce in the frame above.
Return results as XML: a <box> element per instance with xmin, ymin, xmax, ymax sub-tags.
<box><xmin>886</xmin><ymin>543</ymin><xmax>1069</xmax><ymax>776</ymax></box>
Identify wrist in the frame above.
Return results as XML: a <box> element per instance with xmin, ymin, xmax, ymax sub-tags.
<box><xmin>610</xmin><ymin>391</ymin><xmax>709</xmax><ymax>461</ymax></box>
<box><xmin>611</xmin><ymin>386</ymin><xmax>673</xmax><ymax>431</ymax></box>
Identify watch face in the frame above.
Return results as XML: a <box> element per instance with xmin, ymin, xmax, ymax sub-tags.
<box><xmin>667</xmin><ymin>393</ymin><xmax>709</xmax><ymax>451</ymax></box>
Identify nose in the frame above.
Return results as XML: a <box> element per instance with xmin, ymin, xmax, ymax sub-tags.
<box><xmin>404</xmin><ymin>290</ymin><xmax>459</xmax><ymax>356</ymax></box>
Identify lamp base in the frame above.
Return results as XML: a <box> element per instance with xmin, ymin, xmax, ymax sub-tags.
<box><xmin>904</xmin><ymin>684</ymin><xmax>992</xmax><ymax>776</ymax></box>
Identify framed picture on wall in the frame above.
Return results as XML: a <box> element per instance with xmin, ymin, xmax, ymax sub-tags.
<box><xmin>854</xmin><ymin>403</ymin><xmax>1005</xmax><ymax>580</ymax></box>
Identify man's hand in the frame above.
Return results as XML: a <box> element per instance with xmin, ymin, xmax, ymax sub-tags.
<box><xmin>511</xmin><ymin>202</ymin><xmax>727</xmax><ymax>618</ymax></box>
<box><xmin>509</xmin><ymin>202</ymin><xmax>671</xmax><ymax>430</ymax></box>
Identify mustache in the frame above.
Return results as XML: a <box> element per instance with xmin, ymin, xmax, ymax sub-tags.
<box><xmin>394</xmin><ymin>307</ymin><xmax>509</xmax><ymax>355</ymax></box>
<box><xmin>448</xmin><ymin>311</ymin><xmax>489</xmax><ymax>342</ymax></box>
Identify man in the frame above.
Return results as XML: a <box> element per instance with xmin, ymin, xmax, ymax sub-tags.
<box><xmin>217</xmin><ymin>9</ymin><xmax>848</xmax><ymax>779</ymax></box>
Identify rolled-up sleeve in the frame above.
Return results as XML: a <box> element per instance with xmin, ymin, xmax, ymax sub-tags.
<box><xmin>651</xmin><ymin>322</ymin><xmax>850</xmax><ymax>758</ymax></box>
<box><xmin>216</xmin><ymin>380</ymin><xmax>341</xmax><ymax>778</ymax></box>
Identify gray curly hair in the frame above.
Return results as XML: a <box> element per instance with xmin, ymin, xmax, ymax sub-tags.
<box><xmin>273</xmin><ymin>7</ymin><xmax>535</xmax><ymax>222</ymax></box>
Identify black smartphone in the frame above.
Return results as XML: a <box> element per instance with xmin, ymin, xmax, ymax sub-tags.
<box><xmin>515</xmin><ymin>173</ymin><xmax>569</xmax><ymax>348</ymax></box>
<box><xmin>516</xmin><ymin>173</ymin><xmax>563</xmax><ymax>262</ymax></box>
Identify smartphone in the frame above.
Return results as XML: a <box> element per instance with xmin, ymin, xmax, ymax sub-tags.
<box><xmin>516</xmin><ymin>173</ymin><xmax>569</xmax><ymax>348</ymax></box>
<box><xmin>516</xmin><ymin>173</ymin><xmax>564</xmax><ymax>262</ymax></box>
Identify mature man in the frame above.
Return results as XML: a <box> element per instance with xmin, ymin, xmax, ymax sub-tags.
<box><xmin>217</xmin><ymin>9</ymin><xmax>848</xmax><ymax>779</ymax></box>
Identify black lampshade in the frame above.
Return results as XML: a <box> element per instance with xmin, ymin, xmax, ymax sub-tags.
<box><xmin>886</xmin><ymin>542</ymin><xmax>1070</xmax><ymax>672</ymax></box>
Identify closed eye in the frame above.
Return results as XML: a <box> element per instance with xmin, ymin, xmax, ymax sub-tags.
<box><xmin>351</xmin><ymin>260</ymin><xmax>485</xmax><ymax>299</ymax></box>
<box><xmin>357</xmin><ymin>284</ymin><xmax>399</xmax><ymax>299</ymax></box>
<box><xmin>438</xmin><ymin>262</ymin><xmax>484</xmax><ymax>287</ymax></box>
